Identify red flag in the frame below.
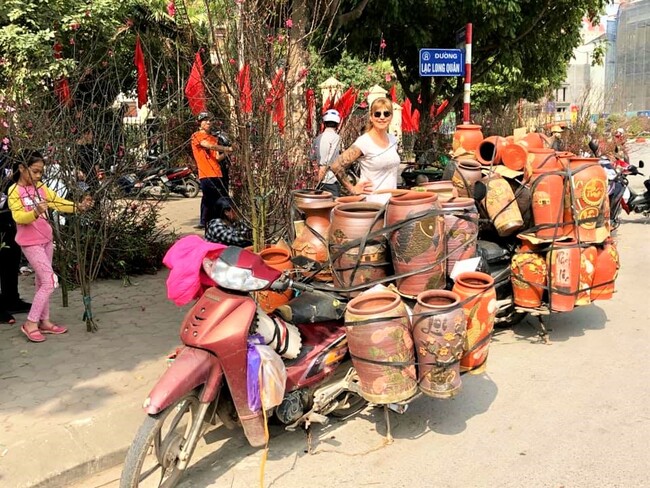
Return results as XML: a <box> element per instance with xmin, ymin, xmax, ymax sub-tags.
<box><xmin>53</xmin><ymin>43</ymin><xmax>73</xmax><ymax>107</ymax></box>
<box><xmin>389</xmin><ymin>85</ymin><xmax>397</xmax><ymax>103</ymax></box>
<box><xmin>269</xmin><ymin>70</ymin><xmax>286</xmax><ymax>134</ymax></box>
<box><xmin>334</xmin><ymin>87</ymin><xmax>357</xmax><ymax>124</ymax></box>
<box><xmin>134</xmin><ymin>36</ymin><xmax>148</xmax><ymax>107</ymax></box>
<box><xmin>306</xmin><ymin>88</ymin><xmax>316</xmax><ymax>133</ymax></box>
<box><xmin>185</xmin><ymin>52</ymin><xmax>207</xmax><ymax>115</ymax></box>
<box><xmin>237</xmin><ymin>64</ymin><xmax>252</xmax><ymax>114</ymax></box>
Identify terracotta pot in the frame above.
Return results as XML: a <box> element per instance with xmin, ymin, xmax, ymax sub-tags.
<box><xmin>292</xmin><ymin>189</ymin><xmax>334</xmax><ymax>207</ymax></box>
<box><xmin>440</xmin><ymin>198</ymin><xmax>478</xmax><ymax>275</ymax></box>
<box><xmin>452</xmin><ymin>159</ymin><xmax>483</xmax><ymax>198</ymax></box>
<box><xmin>291</xmin><ymin>200</ymin><xmax>336</xmax><ymax>281</ymax></box>
<box><xmin>452</xmin><ymin>124</ymin><xmax>484</xmax><ymax>153</ymax></box>
<box><xmin>335</xmin><ymin>195</ymin><xmax>366</xmax><ymax>205</ymax></box>
<box><xmin>511</xmin><ymin>250</ymin><xmax>547</xmax><ymax>308</ymax></box>
<box><xmin>591</xmin><ymin>239</ymin><xmax>620</xmax><ymax>300</ymax></box>
<box><xmin>256</xmin><ymin>247</ymin><xmax>294</xmax><ymax>313</ymax></box>
<box><xmin>483</xmin><ymin>175</ymin><xmax>524</xmax><ymax>236</ymax></box>
<box><xmin>418</xmin><ymin>180</ymin><xmax>458</xmax><ymax>200</ymax></box>
<box><xmin>412</xmin><ymin>290</ymin><xmax>466</xmax><ymax>398</ymax></box>
<box><xmin>547</xmin><ymin>239</ymin><xmax>581</xmax><ymax>312</ymax></box>
<box><xmin>530</xmin><ymin>169</ymin><xmax>565</xmax><ymax>239</ymax></box>
<box><xmin>522</xmin><ymin>132</ymin><xmax>551</xmax><ymax>149</ymax></box>
<box><xmin>329</xmin><ymin>203</ymin><xmax>389</xmax><ymax>296</ymax></box>
<box><xmin>526</xmin><ymin>148</ymin><xmax>561</xmax><ymax>181</ymax></box>
<box><xmin>555</xmin><ymin>151</ymin><xmax>576</xmax><ymax>169</ymax></box>
<box><xmin>563</xmin><ymin>157</ymin><xmax>608</xmax><ymax>243</ymax></box>
<box><xmin>575</xmin><ymin>245</ymin><xmax>597</xmax><ymax>306</ymax></box>
<box><xmin>476</xmin><ymin>136</ymin><xmax>508</xmax><ymax>166</ymax></box>
<box><xmin>386</xmin><ymin>191</ymin><xmax>445</xmax><ymax>295</ymax></box>
<box><xmin>502</xmin><ymin>142</ymin><xmax>529</xmax><ymax>171</ymax></box>
<box><xmin>345</xmin><ymin>291</ymin><xmax>417</xmax><ymax>403</ymax></box>
<box><xmin>452</xmin><ymin>271</ymin><xmax>497</xmax><ymax>373</ymax></box>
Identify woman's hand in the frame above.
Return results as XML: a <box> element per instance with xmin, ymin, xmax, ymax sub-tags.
<box><xmin>34</xmin><ymin>201</ymin><xmax>49</xmax><ymax>216</ymax></box>
<box><xmin>352</xmin><ymin>180</ymin><xmax>374</xmax><ymax>195</ymax></box>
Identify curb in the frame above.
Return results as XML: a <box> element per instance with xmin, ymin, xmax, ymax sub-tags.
<box><xmin>30</xmin><ymin>448</ymin><xmax>127</xmax><ymax>488</ymax></box>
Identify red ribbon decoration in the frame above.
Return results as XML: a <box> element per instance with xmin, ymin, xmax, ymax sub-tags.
<box><xmin>185</xmin><ymin>52</ymin><xmax>207</xmax><ymax>115</ymax></box>
<box><xmin>237</xmin><ymin>64</ymin><xmax>252</xmax><ymax>114</ymax></box>
<box><xmin>134</xmin><ymin>35</ymin><xmax>148</xmax><ymax>107</ymax></box>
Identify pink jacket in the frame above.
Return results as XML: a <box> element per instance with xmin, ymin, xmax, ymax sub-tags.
<box><xmin>163</xmin><ymin>235</ymin><xmax>226</xmax><ymax>306</ymax></box>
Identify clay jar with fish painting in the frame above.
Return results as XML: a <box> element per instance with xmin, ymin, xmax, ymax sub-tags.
<box><xmin>345</xmin><ymin>291</ymin><xmax>417</xmax><ymax>403</ymax></box>
<box><xmin>386</xmin><ymin>191</ymin><xmax>445</xmax><ymax>296</ymax></box>
<box><xmin>412</xmin><ymin>290</ymin><xmax>466</xmax><ymax>398</ymax></box>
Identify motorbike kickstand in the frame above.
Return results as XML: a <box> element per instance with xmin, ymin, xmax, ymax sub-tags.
<box><xmin>532</xmin><ymin>315</ymin><xmax>551</xmax><ymax>345</ymax></box>
<box><xmin>383</xmin><ymin>405</ymin><xmax>394</xmax><ymax>445</ymax></box>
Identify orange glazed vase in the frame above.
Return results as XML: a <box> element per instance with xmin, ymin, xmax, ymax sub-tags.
<box><xmin>345</xmin><ymin>291</ymin><xmax>417</xmax><ymax>403</ymax></box>
<box><xmin>563</xmin><ymin>157</ymin><xmax>608</xmax><ymax>243</ymax></box>
<box><xmin>256</xmin><ymin>247</ymin><xmax>293</xmax><ymax>313</ymax></box>
<box><xmin>530</xmin><ymin>168</ymin><xmax>565</xmax><ymax>239</ymax></box>
<box><xmin>453</xmin><ymin>124</ymin><xmax>484</xmax><ymax>153</ymax></box>
<box><xmin>452</xmin><ymin>271</ymin><xmax>497</xmax><ymax>373</ymax></box>
<box><xmin>547</xmin><ymin>239</ymin><xmax>581</xmax><ymax>312</ymax></box>
<box><xmin>591</xmin><ymin>239</ymin><xmax>620</xmax><ymax>300</ymax></box>
<box><xmin>510</xmin><ymin>250</ymin><xmax>547</xmax><ymax>308</ymax></box>
<box><xmin>575</xmin><ymin>245</ymin><xmax>597</xmax><ymax>306</ymax></box>
<box><xmin>476</xmin><ymin>136</ymin><xmax>508</xmax><ymax>166</ymax></box>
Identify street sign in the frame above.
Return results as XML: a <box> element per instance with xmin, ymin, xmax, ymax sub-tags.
<box><xmin>419</xmin><ymin>49</ymin><xmax>465</xmax><ymax>77</ymax></box>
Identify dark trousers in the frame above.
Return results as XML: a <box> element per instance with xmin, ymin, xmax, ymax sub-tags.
<box><xmin>319</xmin><ymin>182</ymin><xmax>341</xmax><ymax>198</ymax></box>
<box><xmin>199</xmin><ymin>177</ymin><xmax>227</xmax><ymax>226</ymax></box>
<box><xmin>0</xmin><ymin>229</ymin><xmax>21</xmax><ymax>306</ymax></box>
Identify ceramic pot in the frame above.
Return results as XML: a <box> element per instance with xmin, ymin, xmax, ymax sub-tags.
<box><xmin>575</xmin><ymin>245</ymin><xmax>597</xmax><ymax>306</ymax></box>
<box><xmin>452</xmin><ymin>271</ymin><xmax>497</xmax><ymax>373</ymax></box>
<box><xmin>291</xmin><ymin>200</ymin><xmax>336</xmax><ymax>281</ymax></box>
<box><xmin>526</xmin><ymin>148</ymin><xmax>561</xmax><ymax>181</ymax></box>
<box><xmin>563</xmin><ymin>157</ymin><xmax>608</xmax><ymax>243</ymax></box>
<box><xmin>329</xmin><ymin>203</ymin><xmax>389</xmax><ymax>296</ymax></box>
<box><xmin>452</xmin><ymin>159</ymin><xmax>483</xmax><ymax>198</ymax></box>
<box><xmin>483</xmin><ymin>175</ymin><xmax>524</xmax><ymax>236</ymax></box>
<box><xmin>440</xmin><ymin>198</ymin><xmax>478</xmax><ymax>275</ymax></box>
<box><xmin>502</xmin><ymin>142</ymin><xmax>529</xmax><ymax>171</ymax></box>
<box><xmin>386</xmin><ymin>191</ymin><xmax>445</xmax><ymax>295</ymax></box>
<box><xmin>555</xmin><ymin>151</ymin><xmax>576</xmax><ymax>169</ymax></box>
<box><xmin>453</xmin><ymin>124</ymin><xmax>484</xmax><ymax>153</ymax></box>
<box><xmin>522</xmin><ymin>132</ymin><xmax>551</xmax><ymax>149</ymax></box>
<box><xmin>511</xmin><ymin>250</ymin><xmax>547</xmax><ymax>308</ymax></box>
<box><xmin>476</xmin><ymin>136</ymin><xmax>508</xmax><ymax>166</ymax></box>
<box><xmin>547</xmin><ymin>239</ymin><xmax>581</xmax><ymax>312</ymax></box>
<box><xmin>345</xmin><ymin>291</ymin><xmax>417</xmax><ymax>403</ymax></box>
<box><xmin>292</xmin><ymin>189</ymin><xmax>334</xmax><ymax>207</ymax></box>
<box><xmin>335</xmin><ymin>195</ymin><xmax>366</xmax><ymax>205</ymax></box>
<box><xmin>418</xmin><ymin>180</ymin><xmax>458</xmax><ymax>200</ymax></box>
<box><xmin>591</xmin><ymin>239</ymin><xmax>620</xmax><ymax>300</ymax></box>
<box><xmin>530</xmin><ymin>168</ymin><xmax>565</xmax><ymax>239</ymax></box>
<box><xmin>412</xmin><ymin>290</ymin><xmax>466</xmax><ymax>398</ymax></box>
<box><xmin>256</xmin><ymin>247</ymin><xmax>293</xmax><ymax>313</ymax></box>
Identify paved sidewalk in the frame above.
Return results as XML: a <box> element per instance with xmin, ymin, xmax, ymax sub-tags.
<box><xmin>0</xmin><ymin>270</ymin><xmax>189</xmax><ymax>488</ymax></box>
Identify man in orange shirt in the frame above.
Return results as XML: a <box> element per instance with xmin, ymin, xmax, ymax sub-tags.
<box><xmin>191</xmin><ymin>112</ymin><xmax>234</xmax><ymax>229</ymax></box>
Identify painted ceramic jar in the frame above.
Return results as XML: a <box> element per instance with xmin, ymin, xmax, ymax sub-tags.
<box><xmin>412</xmin><ymin>290</ymin><xmax>466</xmax><ymax>398</ymax></box>
<box><xmin>477</xmin><ymin>136</ymin><xmax>508</xmax><ymax>166</ymax></box>
<box><xmin>575</xmin><ymin>245</ymin><xmax>597</xmax><ymax>306</ymax></box>
<box><xmin>452</xmin><ymin>271</ymin><xmax>497</xmax><ymax>373</ymax></box>
<box><xmin>483</xmin><ymin>175</ymin><xmax>524</xmax><ymax>236</ymax></box>
<box><xmin>291</xmin><ymin>200</ymin><xmax>336</xmax><ymax>281</ymax></box>
<box><xmin>526</xmin><ymin>148</ymin><xmax>561</xmax><ymax>181</ymax></box>
<box><xmin>452</xmin><ymin>124</ymin><xmax>484</xmax><ymax>153</ymax></box>
<box><xmin>452</xmin><ymin>159</ymin><xmax>483</xmax><ymax>198</ymax></box>
<box><xmin>510</xmin><ymin>250</ymin><xmax>547</xmax><ymax>308</ymax></box>
<box><xmin>591</xmin><ymin>238</ymin><xmax>620</xmax><ymax>301</ymax></box>
<box><xmin>547</xmin><ymin>239</ymin><xmax>581</xmax><ymax>312</ymax></box>
<box><xmin>440</xmin><ymin>198</ymin><xmax>478</xmax><ymax>275</ymax></box>
<box><xmin>563</xmin><ymin>158</ymin><xmax>608</xmax><ymax>243</ymax></box>
<box><xmin>345</xmin><ymin>291</ymin><xmax>417</xmax><ymax>403</ymax></box>
<box><xmin>256</xmin><ymin>247</ymin><xmax>293</xmax><ymax>313</ymax></box>
<box><xmin>386</xmin><ymin>191</ymin><xmax>445</xmax><ymax>296</ymax></box>
<box><xmin>530</xmin><ymin>168</ymin><xmax>565</xmax><ymax>239</ymax></box>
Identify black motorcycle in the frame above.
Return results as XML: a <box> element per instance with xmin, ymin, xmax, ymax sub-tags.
<box><xmin>609</xmin><ymin>161</ymin><xmax>648</xmax><ymax>228</ymax></box>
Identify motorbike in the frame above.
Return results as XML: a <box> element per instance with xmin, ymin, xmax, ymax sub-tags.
<box><xmin>120</xmin><ymin>247</ymin><xmax>364</xmax><ymax>488</ymax></box>
<box><xmin>146</xmin><ymin>154</ymin><xmax>200</xmax><ymax>198</ymax></box>
<box><xmin>609</xmin><ymin>161</ymin><xmax>649</xmax><ymax>228</ymax></box>
<box><xmin>115</xmin><ymin>164</ymin><xmax>170</xmax><ymax>200</ymax></box>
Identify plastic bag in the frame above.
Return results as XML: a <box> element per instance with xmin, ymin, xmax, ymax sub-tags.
<box><xmin>256</xmin><ymin>344</ymin><xmax>287</xmax><ymax>410</ymax></box>
<box><xmin>246</xmin><ymin>340</ymin><xmax>262</xmax><ymax>411</ymax></box>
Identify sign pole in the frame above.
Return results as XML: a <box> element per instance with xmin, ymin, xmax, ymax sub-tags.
<box><xmin>463</xmin><ymin>23</ymin><xmax>473</xmax><ymax>124</ymax></box>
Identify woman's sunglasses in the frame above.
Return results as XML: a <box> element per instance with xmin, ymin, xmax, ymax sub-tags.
<box><xmin>373</xmin><ymin>110</ymin><xmax>392</xmax><ymax>118</ymax></box>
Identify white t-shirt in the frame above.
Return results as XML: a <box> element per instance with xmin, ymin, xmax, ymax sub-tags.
<box><xmin>353</xmin><ymin>132</ymin><xmax>400</xmax><ymax>204</ymax></box>
<box><xmin>313</xmin><ymin>128</ymin><xmax>341</xmax><ymax>184</ymax></box>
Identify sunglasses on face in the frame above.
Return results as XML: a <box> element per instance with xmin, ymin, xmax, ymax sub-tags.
<box><xmin>373</xmin><ymin>110</ymin><xmax>392</xmax><ymax>118</ymax></box>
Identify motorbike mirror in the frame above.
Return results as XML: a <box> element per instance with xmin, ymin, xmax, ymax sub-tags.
<box><xmin>473</xmin><ymin>181</ymin><xmax>487</xmax><ymax>201</ymax></box>
<box><xmin>638</xmin><ymin>160</ymin><xmax>645</xmax><ymax>169</ymax></box>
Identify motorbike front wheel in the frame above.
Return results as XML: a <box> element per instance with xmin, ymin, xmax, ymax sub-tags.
<box><xmin>120</xmin><ymin>392</ymin><xmax>203</xmax><ymax>488</ymax></box>
<box><xmin>183</xmin><ymin>178</ymin><xmax>200</xmax><ymax>198</ymax></box>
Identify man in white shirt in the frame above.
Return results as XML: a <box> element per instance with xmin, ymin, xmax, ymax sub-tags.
<box><xmin>311</xmin><ymin>109</ymin><xmax>342</xmax><ymax>197</ymax></box>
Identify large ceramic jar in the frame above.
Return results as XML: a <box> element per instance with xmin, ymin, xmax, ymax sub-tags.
<box><xmin>477</xmin><ymin>136</ymin><xmax>508</xmax><ymax>166</ymax></box>
<box><xmin>530</xmin><ymin>168</ymin><xmax>565</xmax><ymax>239</ymax></box>
<box><xmin>563</xmin><ymin>157</ymin><xmax>608</xmax><ymax>243</ymax></box>
<box><xmin>521</xmin><ymin>132</ymin><xmax>551</xmax><ymax>149</ymax></box>
<box><xmin>547</xmin><ymin>239</ymin><xmax>580</xmax><ymax>312</ymax></box>
<box><xmin>502</xmin><ymin>142</ymin><xmax>528</xmax><ymax>171</ymax></box>
<box><xmin>417</xmin><ymin>180</ymin><xmax>458</xmax><ymax>200</ymax></box>
<box><xmin>345</xmin><ymin>291</ymin><xmax>417</xmax><ymax>403</ymax></box>
<box><xmin>440</xmin><ymin>198</ymin><xmax>478</xmax><ymax>275</ymax></box>
<box><xmin>575</xmin><ymin>245</ymin><xmax>597</xmax><ymax>306</ymax></box>
<box><xmin>256</xmin><ymin>247</ymin><xmax>294</xmax><ymax>313</ymax></box>
<box><xmin>412</xmin><ymin>290</ymin><xmax>466</xmax><ymax>398</ymax></box>
<box><xmin>452</xmin><ymin>124</ymin><xmax>484</xmax><ymax>153</ymax></box>
<box><xmin>526</xmin><ymin>148</ymin><xmax>561</xmax><ymax>181</ymax></box>
<box><xmin>291</xmin><ymin>200</ymin><xmax>336</xmax><ymax>281</ymax></box>
<box><xmin>452</xmin><ymin>271</ymin><xmax>497</xmax><ymax>373</ymax></box>
<box><xmin>292</xmin><ymin>189</ymin><xmax>334</xmax><ymax>207</ymax></box>
<box><xmin>386</xmin><ymin>191</ymin><xmax>445</xmax><ymax>296</ymax></box>
<box><xmin>483</xmin><ymin>175</ymin><xmax>524</xmax><ymax>236</ymax></box>
<box><xmin>452</xmin><ymin>159</ymin><xmax>483</xmax><ymax>197</ymax></box>
<box><xmin>591</xmin><ymin>238</ymin><xmax>620</xmax><ymax>300</ymax></box>
<box><xmin>510</xmin><ymin>250</ymin><xmax>547</xmax><ymax>308</ymax></box>
<box><xmin>329</xmin><ymin>203</ymin><xmax>389</xmax><ymax>296</ymax></box>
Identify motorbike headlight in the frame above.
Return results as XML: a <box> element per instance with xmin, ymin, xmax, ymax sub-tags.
<box><xmin>210</xmin><ymin>259</ymin><xmax>270</xmax><ymax>291</ymax></box>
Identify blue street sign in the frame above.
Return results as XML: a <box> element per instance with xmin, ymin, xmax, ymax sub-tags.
<box><xmin>419</xmin><ymin>49</ymin><xmax>465</xmax><ymax>77</ymax></box>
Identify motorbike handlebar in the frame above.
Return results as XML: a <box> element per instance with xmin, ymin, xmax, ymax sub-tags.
<box><xmin>269</xmin><ymin>275</ymin><xmax>314</xmax><ymax>293</ymax></box>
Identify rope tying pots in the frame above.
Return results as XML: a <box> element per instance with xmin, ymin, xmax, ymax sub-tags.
<box><xmin>345</xmin><ymin>291</ymin><xmax>417</xmax><ymax>403</ymax></box>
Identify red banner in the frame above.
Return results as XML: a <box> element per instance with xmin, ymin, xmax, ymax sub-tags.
<box><xmin>134</xmin><ymin>36</ymin><xmax>148</xmax><ymax>107</ymax></box>
<box><xmin>185</xmin><ymin>52</ymin><xmax>207</xmax><ymax>115</ymax></box>
<box><xmin>237</xmin><ymin>64</ymin><xmax>252</xmax><ymax>114</ymax></box>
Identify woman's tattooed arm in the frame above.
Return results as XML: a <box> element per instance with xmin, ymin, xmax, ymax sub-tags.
<box><xmin>330</xmin><ymin>146</ymin><xmax>362</xmax><ymax>194</ymax></box>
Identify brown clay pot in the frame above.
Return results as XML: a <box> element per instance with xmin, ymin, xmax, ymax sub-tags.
<box><xmin>483</xmin><ymin>175</ymin><xmax>524</xmax><ymax>236</ymax></box>
<box><xmin>563</xmin><ymin>157</ymin><xmax>608</xmax><ymax>243</ymax></box>
<box><xmin>555</xmin><ymin>151</ymin><xmax>576</xmax><ymax>169</ymax></box>
<box><xmin>453</xmin><ymin>124</ymin><xmax>484</xmax><ymax>153</ymax></box>
<box><xmin>440</xmin><ymin>198</ymin><xmax>478</xmax><ymax>275</ymax></box>
<box><xmin>530</xmin><ymin>168</ymin><xmax>565</xmax><ymax>239</ymax></box>
<box><xmin>547</xmin><ymin>239</ymin><xmax>581</xmax><ymax>312</ymax></box>
<box><xmin>591</xmin><ymin>238</ymin><xmax>620</xmax><ymax>300</ymax></box>
<box><xmin>510</xmin><ymin>250</ymin><xmax>547</xmax><ymax>308</ymax></box>
<box><xmin>335</xmin><ymin>195</ymin><xmax>366</xmax><ymax>205</ymax></box>
<box><xmin>575</xmin><ymin>245</ymin><xmax>597</xmax><ymax>306</ymax></box>
<box><xmin>526</xmin><ymin>148</ymin><xmax>561</xmax><ymax>181</ymax></box>
<box><xmin>452</xmin><ymin>159</ymin><xmax>483</xmax><ymax>198</ymax></box>
<box><xmin>522</xmin><ymin>132</ymin><xmax>551</xmax><ymax>149</ymax></box>
<box><xmin>418</xmin><ymin>180</ymin><xmax>458</xmax><ymax>199</ymax></box>
<box><xmin>452</xmin><ymin>271</ymin><xmax>497</xmax><ymax>373</ymax></box>
<box><xmin>386</xmin><ymin>191</ymin><xmax>445</xmax><ymax>296</ymax></box>
<box><xmin>502</xmin><ymin>142</ymin><xmax>529</xmax><ymax>171</ymax></box>
<box><xmin>292</xmin><ymin>189</ymin><xmax>334</xmax><ymax>207</ymax></box>
<box><xmin>329</xmin><ymin>203</ymin><xmax>389</xmax><ymax>296</ymax></box>
<box><xmin>256</xmin><ymin>247</ymin><xmax>294</xmax><ymax>313</ymax></box>
<box><xmin>291</xmin><ymin>200</ymin><xmax>336</xmax><ymax>281</ymax></box>
<box><xmin>345</xmin><ymin>291</ymin><xmax>417</xmax><ymax>403</ymax></box>
<box><xmin>476</xmin><ymin>136</ymin><xmax>508</xmax><ymax>166</ymax></box>
<box><xmin>412</xmin><ymin>290</ymin><xmax>466</xmax><ymax>398</ymax></box>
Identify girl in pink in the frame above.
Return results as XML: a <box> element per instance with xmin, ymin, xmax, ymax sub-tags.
<box><xmin>8</xmin><ymin>150</ymin><xmax>92</xmax><ymax>343</ymax></box>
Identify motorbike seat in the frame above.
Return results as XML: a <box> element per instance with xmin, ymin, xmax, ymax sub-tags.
<box><xmin>166</xmin><ymin>167</ymin><xmax>189</xmax><ymax>175</ymax></box>
<box><xmin>476</xmin><ymin>239</ymin><xmax>511</xmax><ymax>263</ymax></box>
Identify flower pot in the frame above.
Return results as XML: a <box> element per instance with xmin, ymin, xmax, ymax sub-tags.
<box><xmin>591</xmin><ymin>239</ymin><xmax>620</xmax><ymax>300</ymax></box>
<box><xmin>510</xmin><ymin>250</ymin><xmax>547</xmax><ymax>308</ymax></box>
<box><xmin>452</xmin><ymin>271</ymin><xmax>497</xmax><ymax>373</ymax></box>
<box><xmin>440</xmin><ymin>198</ymin><xmax>478</xmax><ymax>275</ymax></box>
<box><xmin>563</xmin><ymin>157</ymin><xmax>608</xmax><ymax>243</ymax></box>
<box><xmin>483</xmin><ymin>175</ymin><xmax>524</xmax><ymax>236</ymax></box>
<box><xmin>256</xmin><ymin>247</ymin><xmax>294</xmax><ymax>313</ymax></box>
<box><xmin>476</xmin><ymin>136</ymin><xmax>508</xmax><ymax>166</ymax></box>
<box><xmin>345</xmin><ymin>291</ymin><xmax>417</xmax><ymax>403</ymax></box>
<box><xmin>502</xmin><ymin>142</ymin><xmax>528</xmax><ymax>171</ymax></box>
<box><xmin>291</xmin><ymin>200</ymin><xmax>336</xmax><ymax>281</ymax></box>
<box><xmin>547</xmin><ymin>239</ymin><xmax>580</xmax><ymax>312</ymax></box>
<box><xmin>386</xmin><ymin>191</ymin><xmax>445</xmax><ymax>295</ymax></box>
<box><xmin>452</xmin><ymin>159</ymin><xmax>483</xmax><ymax>198</ymax></box>
<box><xmin>412</xmin><ymin>290</ymin><xmax>466</xmax><ymax>398</ymax></box>
<box><xmin>452</xmin><ymin>124</ymin><xmax>484</xmax><ymax>153</ymax></box>
<box><xmin>575</xmin><ymin>245</ymin><xmax>597</xmax><ymax>306</ymax></box>
<box><xmin>530</xmin><ymin>168</ymin><xmax>565</xmax><ymax>239</ymax></box>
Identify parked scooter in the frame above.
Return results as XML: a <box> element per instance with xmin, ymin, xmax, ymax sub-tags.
<box><xmin>146</xmin><ymin>154</ymin><xmax>200</xmax><ymax>198</ymax></box>
<box><xmin>608</xmin><ymin>160</ymin><xmax>648</xmax><ymax>228</ymax></box>
<box><xmin>120</xmin><ymin>247</ymin><xmax>364</xmax><ymax>488</ymax></box>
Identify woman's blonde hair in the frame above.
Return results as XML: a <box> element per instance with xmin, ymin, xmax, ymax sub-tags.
<box><xmin>364</xmin><ymin>97</ymin><xmax>393</xmax><ymax>133</ymax></box>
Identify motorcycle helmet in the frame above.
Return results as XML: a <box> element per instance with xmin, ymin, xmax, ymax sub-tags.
<box><xmin>197</xmin><ymin>112</ymin><xmax>213</xmax><ymax>122</ymax></box>
<box><xmin>322</xmin><ymin>109</ymin><xmax>341</xmax><ymax>124</ymax></box>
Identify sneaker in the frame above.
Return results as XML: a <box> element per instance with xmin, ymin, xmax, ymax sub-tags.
<box><xmin>193</xmin><ymin>224</ymin><xmax>205</xmax><ymax>230</ymax></box>
<box><xmin>6</xmin><ymin>299</ymin><xmax>32</xmax><ymax>315</ymax></box>
<box><xmin>0</xmin><ymin>310</ymin><xmax>16</xmax><ymax>325</ymax></box>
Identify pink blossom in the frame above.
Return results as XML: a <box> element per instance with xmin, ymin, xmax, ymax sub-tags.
<box><xmin>385</xmin><ymin>73</ymin><xmax>391</xmax><ymax>82</ymax></box>
<box><xmin>1</xmin><ymin>145</ymin><xmax>7</xmax><ymax>151</ymax></box>
<box><xmin>267</xmin><ymin>35</ymin><xmax>274</xmax><ymax>43</ymax></box>
<box><xmin>380</xmin><ymin>38</ymin><xmax>387</xmax><ymax>49</ymax></box>
<box><xmin>85</xmin><ymin>10</ymin><xmax>91</xmax><ymax>17</ymax></box>
<box><xmin>69</xmin><ymin>38</ymin><xmax>75</xmax><ymax>45</ymax></box>
<box><xmin>108</xmin><ymin>50</ymin><xmax>114</xmax><ymax>57</ymax></box>
<box><xmin>2</xmin><ymin>137</ymin><xmax>9</xmax><ymax>144</ymax></box>
<box><xmin>1</xmin><ymin>121</ymin><xmax>9</xmax><ymax>128</ymax></box>
<box><xmin>298</xmin><ymin>68</ymin><xmax>309</xmax><ymax>79</ymax></box>
<box><xmin>167</xmin><ymin>1</ymin><xmax>176</xmax><ymax>17</ymax></box>
<box><xmin>70</xmin><ymin>21</ymin><xmax>80</xmax><ymax>30</ymax></box>
<box><xmin>277</xmin><ymin>35</ymin><xmax>285</xmax><ymax>43</ymax></box>
<box><xmin>228</xmin><ymin>58</ymin><xmax>236</xmax><ymax>65</ymax></box>
<box><xmin>285</xmin><ymin>19</ymin><xmax>293</xmax><ymax>28</ymax></box>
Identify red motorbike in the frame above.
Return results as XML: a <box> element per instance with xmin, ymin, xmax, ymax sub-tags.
<box><xmin>120</xmin><ymin>246</ymin><xmax>364</xmax><ymax>488</ymax></box>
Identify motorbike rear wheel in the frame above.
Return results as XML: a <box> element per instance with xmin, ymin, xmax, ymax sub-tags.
<box><xmin>183</xmin><ymin>178</ymin><xmax>200</xmax><ymax>198</ymax></box>
<box><xmin>120</xmin><ymin>392</ymin><xmax>203</xmax><ymax>488</ymax></box>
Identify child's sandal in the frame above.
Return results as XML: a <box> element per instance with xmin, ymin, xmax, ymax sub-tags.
<box><xmin>39</xmin><ymin>323</ymin><xmax>68</xmax><ymax>335</ymax></box>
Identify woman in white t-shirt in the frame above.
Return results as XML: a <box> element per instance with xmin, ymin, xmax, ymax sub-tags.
<box><xmin>330</xmin><ymin>97</ymin><xmax>400</xmax><ymax>204</ymax></box>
